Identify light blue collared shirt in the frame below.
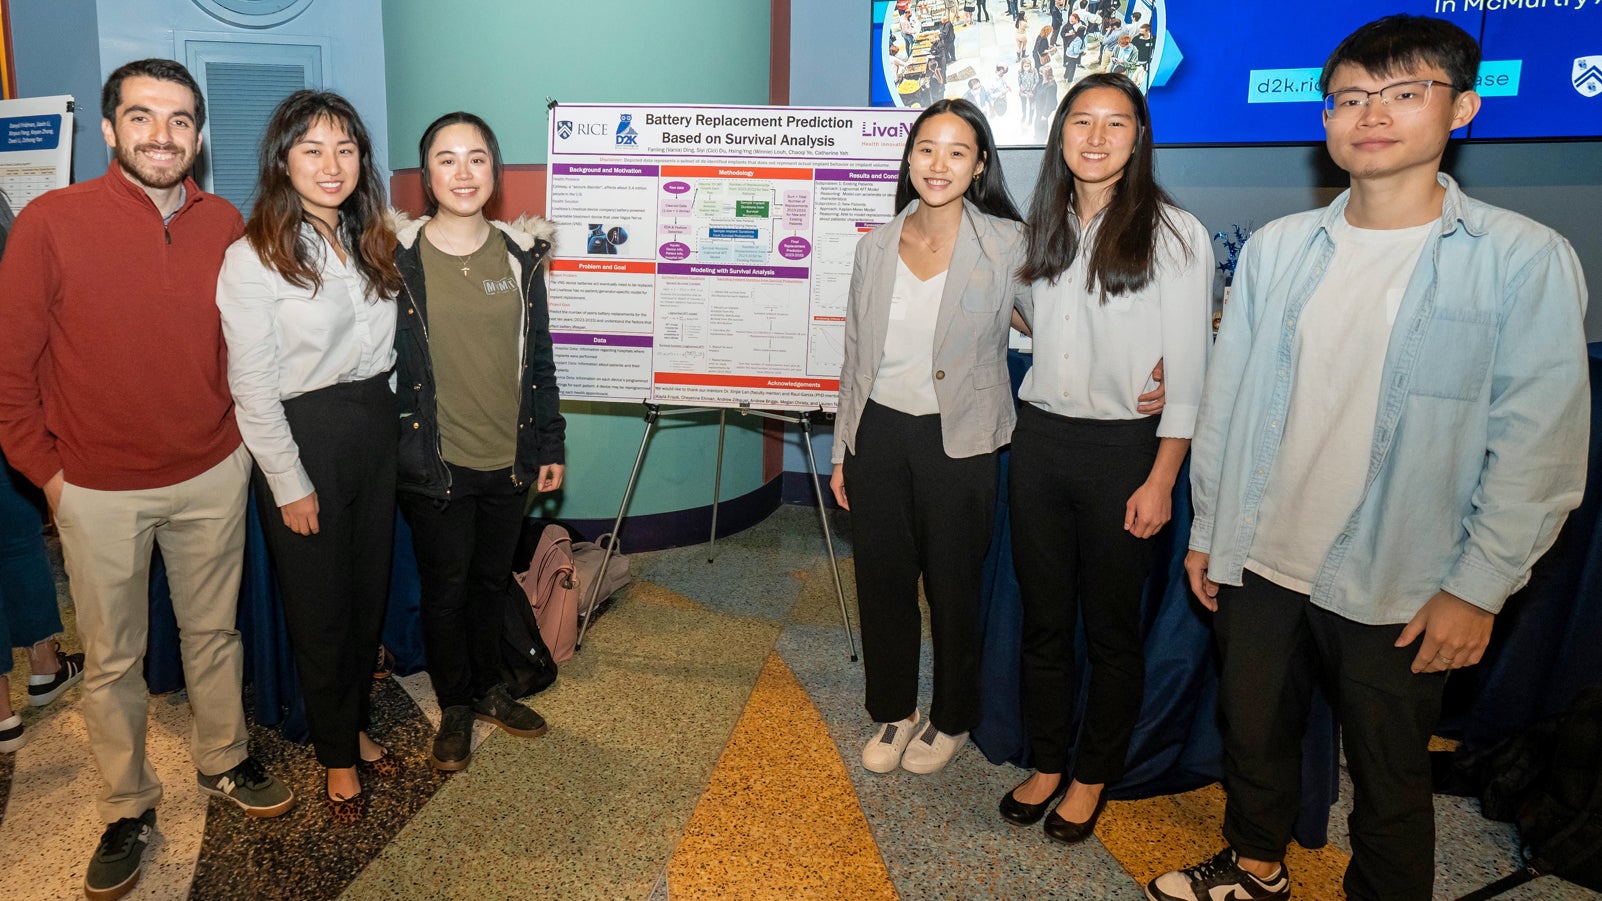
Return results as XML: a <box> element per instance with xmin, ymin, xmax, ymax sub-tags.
<box><xmin>1189</xmin><ymin>174</ymin><xmax>1590</xmax><ymax>624</ymax></box>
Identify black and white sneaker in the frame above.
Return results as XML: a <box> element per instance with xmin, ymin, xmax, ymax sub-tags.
<box><xmin>0</xmin><ymin>714</ymin><xmax>23</xmax><ymax>753</ymax></box>
<box><xmin>28</xmin><ymin>651</ymin><xmax>85</xmax><ymax>707</ymax></box>
<box><xmin>1147</xmin><ymin>847</ymin><xmax>1291</xmax><ymax>901</ymax></box>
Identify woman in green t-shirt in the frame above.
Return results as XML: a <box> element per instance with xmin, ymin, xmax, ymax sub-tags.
<box><xmin>392</xmin><ymin>113</ymin><xmax>567</xmax><ymax>772</ymax></box>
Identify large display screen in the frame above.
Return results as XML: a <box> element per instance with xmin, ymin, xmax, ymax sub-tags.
<box><xmin>871</xmin><ymin>0</ymin><xmax>1602</xmax><ymax>145</ymax></box>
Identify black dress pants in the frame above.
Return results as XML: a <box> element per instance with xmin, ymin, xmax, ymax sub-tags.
<box><xmin>1010</xmin><ymin>404</ymin><xmax>1158</xmax><ymax>779</ymax></box>
<box><xmin>1216</xmin><ymin>572</ymin><xmax>1448</xmax><ymax>901</ymax></box>
<box><xmin>255</xmin><ymin>375</ymin><xmax>396</xmax><ymax>769</ymax></box>
<box><xmin>843</xmin><ymin>400</ymin><xmax>997</xmax><ymax>734</ymax></box>
<box><xmin>399</xmin><ymin>464</ymin><xmax>528</xmax><ymax>709</ymax></box>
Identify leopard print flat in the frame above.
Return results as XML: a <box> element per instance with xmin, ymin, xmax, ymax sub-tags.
<box><xmin>326</xmin><ymin>782</ymin><xmax>367</xmax><ymax>824</ymax></box>
<box><xmin>359</xmin><ymin>749</ymin><xmax>403</xmax><ymax>780</ymax></box>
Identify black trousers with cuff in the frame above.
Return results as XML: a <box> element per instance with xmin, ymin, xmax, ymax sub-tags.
<box><xmin>842</xmin><ymin>400</ymin><xmax>997</xmax><ymax>735</ymax></box>
<box><xmin>255</xmin><ymin>375</ymin><xmax>396</xmax><ymax>770</ymax></box>
<box><xmin>399</xmin><ymin>463</ymin><xmax>528</xmax><ymax>709</ymax></box>
<box><xmin>1010</xmin><ymin>403</ymin><xmax>1159</xmax><ymax>780</ymax></box>
<box><xmin>1216</xmin><ymin>571</ymin><xmax>1448</xmax><ymax>901</ymax></box>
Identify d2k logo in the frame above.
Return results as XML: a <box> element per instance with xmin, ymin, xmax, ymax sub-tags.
<box><xmin>1575</xmin><ymin>56</ymin><xmax>1602</xmax><ymax>98</ymax></box>
<box><xmin>556</xmin><ymin>120</ymin><xmax>574</xmax><ymax>140</ymax></box>
<box><xmin>616</xmin><ymin>113</ymin><xmax>638</xmax><ymax>146</ymax></box>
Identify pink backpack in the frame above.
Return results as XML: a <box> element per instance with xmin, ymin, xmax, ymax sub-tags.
<box><xmin>515</xmin><ymin>524</ymin><xmax>580</xmax><ymax>663</ymax></box>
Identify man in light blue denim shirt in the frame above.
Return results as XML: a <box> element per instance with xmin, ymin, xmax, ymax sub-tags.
<box><xmin>1148</xmin><ymin>15</ymin><xmax>1589</xmax><ymax>901</ymax></box>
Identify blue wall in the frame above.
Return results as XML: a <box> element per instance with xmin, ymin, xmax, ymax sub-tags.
<box><xmin>10</xmin><ymin>0</ymin><xmax>105</xmax><ymax>183</ymax></box>
<box><xmin>92</xmin><ymin>0</ymin><xmax>392</xmax><ymax>188</ymax></box>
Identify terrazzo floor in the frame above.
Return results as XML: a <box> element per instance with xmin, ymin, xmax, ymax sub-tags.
<box><xmin>1</xmin><ymin>504</ymin><xmax>1596</xmax><ymax>900</ymax></box>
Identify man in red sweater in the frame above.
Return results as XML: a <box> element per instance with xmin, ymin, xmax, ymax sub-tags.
<box><xmin>0</xmin><ymin>59</ymin><xmax>291</xmax><ymax>901</ymax></box>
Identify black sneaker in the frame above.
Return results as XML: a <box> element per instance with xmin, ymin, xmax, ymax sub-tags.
<box><xmin>197</xmin><ymin>755</ymin><xmax>294</xmax><ymax>817</ymax></box>
<box><xmin>472</xmin><ymin>683</ymin><xmax>548</xmax><ymax>737</ymax></box>
<box><xmin>29</xmin><ymin>651</ymin><xmax>85</xmax><ymax>707</ymax></box>
<box><xmin>84</xmin><ymin>809</ymin><xmax>155</xmax><ymax>901</ymax></box>
<box><xmin>431</xmin><ymin>705</ymin><xmax>474</xmax><ymax>772</ymax></box>
<box><xmin>1147</xmin><ymin>847</ymin><xmax>1291</xmax><ymax>901</ymax></box>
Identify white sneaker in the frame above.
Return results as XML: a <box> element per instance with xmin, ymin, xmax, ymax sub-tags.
<box><xmin>862</xmin><ymin>710</ymin><xmax>921</xmax><ymax>773</ymax></box>
<box><xmin>899</xmin><ymin>721</ymin><xmax>968</xmax><ymax>774</ymax></box>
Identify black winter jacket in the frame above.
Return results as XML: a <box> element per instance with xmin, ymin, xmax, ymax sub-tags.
<box><xmin>392</xmin><ymin>212</ymin><xmax>566</xmax><ymax>500</ymax></box>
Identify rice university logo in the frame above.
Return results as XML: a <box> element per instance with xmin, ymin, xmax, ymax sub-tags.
<box><xmin>556</xmin><ymin>120</ymin><xmax>574</xmax><ymax>140</ymax></box>
<box><xmin>616</xmin><ymin>113</ymin><xmax>638</xmax><ymax>146</ymax></box>
<box><xmin>1575</xmin><ymin>56</ymin><xmax>1602</xmax><ymax>98</ymax></box>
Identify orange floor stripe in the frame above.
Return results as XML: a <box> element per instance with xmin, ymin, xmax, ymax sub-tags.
<box><xmin>668</xmin><ymin>652</ymin><xmax>898</xmax><ymax>900</ymax></box>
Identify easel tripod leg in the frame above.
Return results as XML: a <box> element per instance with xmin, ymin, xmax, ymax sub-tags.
<box><xmin>576</xmin><ymin>408</ymin><xmax>655</xmax><ymax>651</ymax></box>
<box><xmin>709</xmin><ymin>409</ymin><xmax>726</xmax><ymax>562</ymax></box>
<box><xmin>800</xmin><ymin>412</ymin><xmax>858</xmax><ymax>662</ymax></box>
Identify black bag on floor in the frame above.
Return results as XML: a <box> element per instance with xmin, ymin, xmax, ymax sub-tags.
<box><xmin>500</xmin><ymin>577</ymin><xmax>558</xmax><ymax>698</ymax></box>
<box><xmin>1444</xmin><ymin>687</ymin><xmax>1602</xmax><ymax>900</ymax></box>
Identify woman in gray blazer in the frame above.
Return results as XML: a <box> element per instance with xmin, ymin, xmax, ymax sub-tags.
<box><xmin>829</xmin><ymin>99</ymin><xmax>1029</xmax><ymax>776</ymax></box>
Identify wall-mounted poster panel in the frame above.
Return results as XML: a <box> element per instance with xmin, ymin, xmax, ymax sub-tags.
<box><xmin>545</xmin><ymin>103</ymin><xmax>922</xmax><ymax>411</ymax></box>
<box><xmin>0</xmin><ymin>95</ymin><xmax>73</xmax><ymax>209</ymax></box>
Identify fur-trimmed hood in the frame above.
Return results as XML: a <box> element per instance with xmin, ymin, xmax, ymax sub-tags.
<box><xmin>388</xmin><ymin>208</ymin><xmax>556</xmax><ymax>260</ymax></box>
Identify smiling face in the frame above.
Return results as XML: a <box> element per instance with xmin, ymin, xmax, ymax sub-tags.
<box><xmin>1322</xmin><ymin>61</ymin><xmax>1478</xmax><ymax>185</ymax></box>
<box><xmin>288</xmin><ymin>115</ymin><xmax>360</xmax><ymax>227</ymax></box>
<box><xmin>101</xmin><ymin>75</ymin><xmax>201</xmax><ymax>192</ymax></box>
<box><xmin>1060</xmin><ymin>86</ymin><xmax>1138</xmax><ymax>197</ymax></box>
<box><xmin>905</xmin><ymin>112</ymin><xmax>984</xmax><ymax>210</ymax></box>
<box><xmin>425</xmin><ymin>122</ymin><xmax>496</xmax><ymax>221</ymax></box>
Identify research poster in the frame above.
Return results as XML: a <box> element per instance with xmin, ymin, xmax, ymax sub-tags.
<box><xmin>0</xmin><ymin>95</ymin><xmax>73</xmax><ymax>210</ymax></box>
<box><xmin>545</xmin><ymin>103</ymin><xmax>921</xmax><ymax>411</ymax></box>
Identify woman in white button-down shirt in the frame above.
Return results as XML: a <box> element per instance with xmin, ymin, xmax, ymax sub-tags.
<box><xmin>217</xmin><ymin>91</ymin><xmax>405</xmax><ymax>819</ymax></box>
<box><xmin>998</xmin><ymin>73</ymin><xmax>1212</xmax><ymax>842</ymax></box>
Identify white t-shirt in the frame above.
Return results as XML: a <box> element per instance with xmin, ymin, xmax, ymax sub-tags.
<box><xmin>1246</xmin><ymin>216</ymin><xmax>1434</xmax><ymax>593</ymax></box>
<box><xmin>869</xmin><ymin>258</ymin><xmax>945</xmax><ymax>416</ymax></box>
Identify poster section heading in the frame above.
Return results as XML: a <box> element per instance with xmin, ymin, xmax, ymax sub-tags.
<box><xmin>869</xmin><ymin>0</ymin><xmax>1602</xmax><ymax>144</ymax></box>
<box><xmin>546</xmin><ymin>104</ymin><xmax>920</xmax><ymax>411</ymax></box>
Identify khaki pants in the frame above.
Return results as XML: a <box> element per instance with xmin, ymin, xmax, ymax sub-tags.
<box><xmin>56</xmin><ymin>444</ymin><xmax>251</xmax><ymax>822</ymax></box>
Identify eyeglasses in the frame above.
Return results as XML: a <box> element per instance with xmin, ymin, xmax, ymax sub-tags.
<box><xmin>1322</xmin><ymin>80</ymin><xmax>1456</xmax><ymax>119</ymax></box>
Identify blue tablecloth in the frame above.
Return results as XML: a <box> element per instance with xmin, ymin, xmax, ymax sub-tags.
<box><xmin>145</xmin><ymin>502</ymin><xmax>426</xmax><ymax>743</ymax></box>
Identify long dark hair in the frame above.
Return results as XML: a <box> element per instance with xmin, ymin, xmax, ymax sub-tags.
<box><xmin>893</xmin><ymin>99</ymin><xmax>1022</xmax><ymax>222</ymax></box>
<box><xmin>1019</xmin><ymin>73</ymin><xmax>1186</xmax><ymax>298</ymax></box>
<box><xmin>418</xmin><ymin>111</ymin><xmax>504</xmax><ymax>217</ymax></box>
<box><xmin>243</xmin><ymin>90</ymin><xmax>401</xmax><ymax>298</ymax></box>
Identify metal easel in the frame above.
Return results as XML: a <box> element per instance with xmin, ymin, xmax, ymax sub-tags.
<box><xmin>573</xmin><ymin>403</ymin><xmax>859</xmax><ymax>662</ymax></box>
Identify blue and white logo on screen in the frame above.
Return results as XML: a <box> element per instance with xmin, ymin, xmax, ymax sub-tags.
<box><xmin>616</xmin><ymin>113</ymin><xmax>638</xmax><ymax>146</ymax></box>
<box><xmin>1576</xmin><ymin>56</ymin><xmax>1602</xmax><ymax>98</ymax></box>
<box><xmin>556</xmin><ymin>120</ymin><xmax>574</xmax><ymax>140</ymax></box>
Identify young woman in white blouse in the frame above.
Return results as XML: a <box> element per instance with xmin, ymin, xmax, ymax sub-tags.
<box><xmin>830</xmin><ymin>99</ymin><xmax>1029</xmax><ymax>776</ymax></box>
<box><xmin>998</xmin><ymin>73</ymin><xmax>1212</xmax><ymax>841</ymax></box>
<box><xmin>217</xmin><ymin>91</ymin><xmax>404</xmax><ymax>820</ymax></box>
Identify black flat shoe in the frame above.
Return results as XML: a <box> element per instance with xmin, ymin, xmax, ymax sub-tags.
<box><xmin>999</xmin><ymin>776</ymin><xmax>1068</xmax><ymax>826</ymax></box>
<box><xmin>1043</xmin><ymin>787</ymin><xmax>1109</xmax><ymax>844</ymax></box>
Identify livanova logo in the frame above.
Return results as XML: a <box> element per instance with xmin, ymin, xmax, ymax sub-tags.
<box><xmin>1575</xmin><ymin>56</ymin><xmax>1602</xmax><ymax>98</ymax></box>
<box><xmin>556</xmin><ymin>120</ymin><xmax>574</xmax><ymax>140</ymax></box>
<box><xmin>616</xmin><ymin>113</ymin><xmax>638</xmax><ymax>146</ymax></box>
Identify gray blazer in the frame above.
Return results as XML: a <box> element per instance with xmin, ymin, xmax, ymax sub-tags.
<box><xmin>832</xmin><ymin>199</ymin><xmax>1031</xmax><ymax>465</ymax></box>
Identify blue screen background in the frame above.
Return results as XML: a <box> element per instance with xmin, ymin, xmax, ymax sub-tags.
<box><xmin>870</xmin><ymin>1</ymin><xmax>1602</xmax><ymax>144</ymax></box>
